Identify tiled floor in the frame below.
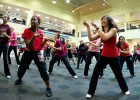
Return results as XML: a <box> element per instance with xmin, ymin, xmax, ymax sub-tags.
<box><xmin>0</xmin><ymin>55</ymin><xmax>140</xmax><ymax>100</ymax></box>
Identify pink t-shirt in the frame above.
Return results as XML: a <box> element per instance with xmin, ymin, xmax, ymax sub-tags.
<box><xmin>9</xmin><ymin>31</ymin><xmax>17</xmax><ymax>46</ymax></box>
<box><xmin>54</xmin><ymin>39</ymin><xmax>66</xmax><ymax>56</ymax></box>
<box><xmin>88</xmin><ymin>39</ymin><xmax>100</xmax><ymax>52</ymax></box>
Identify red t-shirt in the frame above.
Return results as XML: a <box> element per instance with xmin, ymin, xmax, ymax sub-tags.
<box><xmin>22</xmin><ymin>28</ymin><xmax>43</xmax><ymax>52</ymax></box>
<box><xmin>101</xmin><ymin>37</ymin><xmax>118</xmax><ymax>57</ymax></box>
<box><xmin>118</xmin><ymin>42</ymin><xmax>130</xmax><ymax>57</ymax></box>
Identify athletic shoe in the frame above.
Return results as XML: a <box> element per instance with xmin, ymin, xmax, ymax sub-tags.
<box><xmin>6</xmin><ymin>75</ymin><xmax>11</xmax><ymax>79</ymax></box>
<box><xmin>14</xmin><ymin>79</ymin><xmax>23</xmax><ymax>85</ymax></box>
<box><xmin>125</xmin><ymin>90</ymin><xmax>130</xmax><ymax>95</ymax></box>
<box><xmin>83</xmin><ymin>75</ymin><xmax>87</xmax><ymax>79</ymax></box>
<box><xmin>86</xmin><ymin>94</ymin><xmax>92</xmax><ymax>99</ymax></box>
<box><xmin>46</xmin><ymin>88</ymin><xmax>52</xmax><ymax>97</ymax></box>
<box><xmin>74</xmin><ymin>75</ymin><xmax>78</xmax><ymax>79</ymax></box>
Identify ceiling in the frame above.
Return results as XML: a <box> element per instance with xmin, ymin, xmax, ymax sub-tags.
<box><xmin>0</xmin><ymin>0</ymin><xmax>140</xmax><ymax>32</ymax></box>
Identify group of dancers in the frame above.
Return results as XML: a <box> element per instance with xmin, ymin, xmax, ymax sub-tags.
<box><xmin>0</xmin><ymin>14</ymin><xmax>137</xmax><ymax>99</ymax></box>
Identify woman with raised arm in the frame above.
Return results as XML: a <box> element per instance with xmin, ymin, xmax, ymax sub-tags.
<box><xmin>83</xmin><ymin>15</ymin><xmax>130</xmax><ymax>99</ymax></box>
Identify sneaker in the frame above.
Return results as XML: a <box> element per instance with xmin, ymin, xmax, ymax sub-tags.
<box><xmin>131</xmin><ymin>75</ymin><xmax>136</xmax><ymax>77</ymax></box>
<box><xmin>6</xmin><ymin>75</ymin><xmax>11</xmax><ymax>79</ymax></box>
<box><xmin>73</xmin><ymin>75</ymin><xmax>78</xmax><ymax>79</ymax></box>
<box><xmin>125</xmin><ymin>90</ymin><xmax>130</xmax><ymax>95</ymax></box>
<box><xmin>46</xmin><ymin>88</ymin><xmax>52</xmax><ymax>97</ymax></box>
<box><xmin>83</xmin><ymin>75</ymin><xmax>87</xmax><ymax>79</ymax></box>
<box><xmin>17</xmin><ymin>65</ymin><xmax>20</xmax><ymax>67</ymax></box>
<box><xmin>86</xmin><ymin>94</ymin><xmax>92</xmax><ymax>99</ymax></box>
<box><xmin>99</xmin><ymin>76</ymin><xmax>104</xmax><ymax>79</ymax></box>
<box><xmin>14</xmin><ymin>79</ymin><xmax>23</xmax><ymax>85</ymax></box>
<box><xmin>134</xmin><ymin>65</ymin><xmax>136</xmax><ymax>67</ymax></box>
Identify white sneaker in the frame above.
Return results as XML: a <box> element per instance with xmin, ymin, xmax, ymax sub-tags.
<box><xmin>134</xmin><ymin>65</ymin><xmax>136</xmax><ymax>67</ymax></box>
<box><xmin>74</xmin><ymin>75</ymin><xmax>78</xmax><ymax>79</ymax></box>
<box><xmin>6</xmin><ymin>75</ymin><xmax>11</xmax><ymax>79</ymax></box>
<box><xmin>125</xmin><ymin>90</ymin><xmax>130</xmax><ymax>95</ymax></box>
<box><xmin>86</xmin><ymin>94</ymin><xmax>92</xmax><ymax>99</ymax></box>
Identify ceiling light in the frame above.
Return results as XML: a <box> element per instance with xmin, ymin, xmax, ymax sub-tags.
<box><xmin>46</xmin><ymin>17</ymin><xmax>49</xmax><ymax>19</ymax></box>
<box><xmin>54</xmin><ymin>19</ymin><xmax>57</xmax><ymax>21</ymax></box>
<box><xmin>52</xmin><ymin>0</ymin><xmax>56</xmax><ymax>4</ymax></box>
<box><xmin>66</xmin><ymin>0</ymin><xmax>70</xmax><ymax>3</ymax></box>
<box><xmin>62</xmin><ymin>21</ymin><xmax>65</xmax><ymax>23</ymax></box>
<box><xmin>37</xmin><ymin>14</ymin><xmax>40</xmax><ymax>16</ymax></box>
<box><xmin>114</xmin><ymin>19</ymin><xmax>119</xmax><ymax>23</ymax></box>
<box><xmin>0</xmin><ymin>5</ymin><xmax>3</xmax><ymax>7</ymax></box>
<box><xmin>25</xmin><ymin>11</ymin><xmax>29</xmax><ymax>13</ymax></box>
<box><xmin>8</xmin><ymin>6</ymin><xmax>11</xmax><ymax>9</ymax></box>
<box><xmin>72</xmin><ymin>10</ymin><xmax>75</xmax><ymax>13</ymax></box>
<box><xmin>16</xmin><ymin>9</ymin><xmax>20</xmax><ymax>11</ymax></box>
<box><xmin>90</xmin><ymin>8</ymin><xmax>93</xmax><ymax>10</ymax></box>
<box><xmin>103</xmin><ymin>3</ymin><xmax>105</xmax><ymax>6</ymax></box>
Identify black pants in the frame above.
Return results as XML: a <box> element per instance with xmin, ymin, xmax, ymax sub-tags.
<box><xmin>8</xmin><ymin>46</ymin><xmax>20</xmax><ymax>65</ymax></box>
<box><xmin>48</xmin><ymin>55</ymin><xmax>76</xmax><ymax>76</ymax></box>
<box><xmin>77</xmin><ymin>53</ymin><xmax>86</xmax><ymax>68</ymax></box>
<box><xmin>0</xmin><ymin>45</ymin><xmax>10</xmax><ymax>76</ymax></box>
<box><xmin>17</xmin><ymin>50</ymin><xmax>49</xmax><ymax>81</ymax></box>
<box><xmin>119</xmin><ymin>55</ymin><xmax>134</xmax><ymax>75</ymax></box>
<box><xmin>84</xmin><ymin>51</ymin><xmax>103</xmax><ymax>76</ymax></box>
<box><xmin>88</xmin><ymin>56</ymin><xmax>128</xmax><ymax>96</ymax></box>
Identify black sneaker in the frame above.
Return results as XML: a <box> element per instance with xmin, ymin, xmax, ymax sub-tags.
<box><xmin>46</xmin><ymin>88</ymin><xmax>52</xmax><ymax>97</ymax></box>
<box><xmin>14</xmin><ymin>79</ymin><xmax>23</xmax><ymax>85</ymax></box>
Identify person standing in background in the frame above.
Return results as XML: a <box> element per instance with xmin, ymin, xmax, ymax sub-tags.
<box><xmin>0</xmin><ymin>15</ymin><xmax>11</xmax><ymax>79</ymax></box>
<box><xmin>8</xmin><ymin>27</ymin><xmax>20</xmax><ymax>67</ymax></box>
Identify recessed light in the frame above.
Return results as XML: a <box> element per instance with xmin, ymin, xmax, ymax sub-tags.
<box><xmin>80</xmin><ymin>12</ymin><xmax>82</xmax><ymax>13</ymax></box>
<box><xmin>46</xmin><ymin>17</ymin><xmax>49</xmax><ymax>19</ymax></box>
<box><xmin>90</xmin><ymin>8</ymin><xmax>93</xmax><ymax>10</ymax></box>
<box><xmin>8</xmin><ymin>6</ymin><xmax>11</xmax><ymax>9</ymax></box>
<box><xmin>52</xmin><ymin>0</ymin><xmax>56</xmax><ymax>4</ymax></box>
<box><xmin>66</xmin><ymin>0</ymin><xmax>70</xmax><ymax>3</ymax></box>
<box><xmin>103</xmin><ymin>3</ymin><xmax>105</xmax><ymax>6</ymax></box>
<box><xmin>25</xmin><ymin>11</ymin><xmax>29</xmax><ymax>13</ymax></box>
<box><xmin>0</xmin><ymin>5</ymin><xmax>3</xmax><ymax>7</ymax></box>
<box><xmin>16</xmin><ymin>9</ymin><xmax>20</xmax><ymax>11</ymax></box>
<box><xmin>114</xmin><ymin>19</ymin><xmax>119</xmax><ymax>23</ymax></box>
<box><xmin>72</xmin><ymin>10</ymin><xmax>75</xmax><ymax>13</ymax></box>
<box><xmin>54</xmin><ymin>19</ymin><xmax>57</xmax><ymax>21</ymax></box>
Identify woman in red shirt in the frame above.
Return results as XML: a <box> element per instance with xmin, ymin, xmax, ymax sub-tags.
<box><xmin>83</xmin><ymin>15</ymin><xmax>130</xmax><ymax>99</ymax></box>
<box><xmin>117</xmin><ymin>36</ymin><xmax>135</xmax><ymax>77</ymax></box>
<box><xmin>14</xmin><ymin>15</ymin><xmax>52</xmax><ymax>97</ymax></box>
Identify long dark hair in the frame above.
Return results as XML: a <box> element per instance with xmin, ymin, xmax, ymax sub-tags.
<box><xmin>60</xmin><ymin>37</ymin><xmax>65</xmax><ymax>45</ymax></box>
<box><xmin>101</xmin><ymin>15</ymin><xmax>119</xmax><ymax>32</ymax></box>
<box><xmin>116</xmin><ymin>36</ymin><xmax>125</xmax><ymax>47</ymax></box>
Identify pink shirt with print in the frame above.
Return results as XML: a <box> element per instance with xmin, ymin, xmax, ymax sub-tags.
<box><xmin>10</xmin><ymin>31</ymin><xmax>17</xmax><ymax>46</ymax></box>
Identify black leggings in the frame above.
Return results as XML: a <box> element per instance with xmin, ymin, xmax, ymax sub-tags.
<box><xmin>84</xmin><ymin>51</ymin><xmax>103</xmax><ymax>76</ymax></box>
<box><xmin>17</xmin><ymin>50</ymin><xmax>49</xmax><ymax>81</ymax></box>
<box><xmin>48</xmin><ymin>55</ymin><xmax>76</xmax><ymax>76</ymax></box>
<box><xmin>87</xmin><ymin>56</ymin><xmax>128</xmax><ymax>96</ymax></box>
